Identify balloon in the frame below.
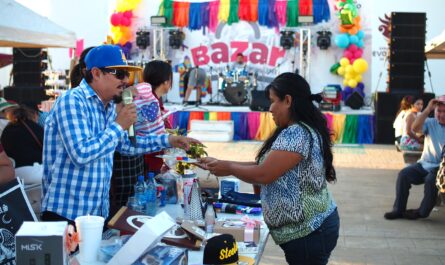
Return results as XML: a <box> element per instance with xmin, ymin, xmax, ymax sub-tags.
<box><xmin>348</xmin><ymin>79</ymin><xmax>358</xmax><ymax>88</ymax></box>
<box><xmin>344</xmin><ymin>50</ymin><xmax>353</xmax><ymax>60</ymax></box>
<box><xmin>345</xmin><ymin>73</ymin><xmax>353</xmax><ymax>80</ymax></box>
<box><xmin>357</xmin><ymin>30</ymin><xmax>365</xmax><ymax>39</ymax></box>
<box><xmin>348</xmin><ymin>27</ymin><xmax>358</xmax><ymax>35</ymax></box>
<box><xmin>343</xmin><ymin>79</ymin><xmax>349</xmax><ymax>86</ymax></box>
<box><xmin>330</xmin><ymin>63</ymin><xmax>341</xmax><ymax>74</ymax></box>
<box><xmin>335</xmin><ymin>34</ymin><xmax>350</xmax><ymax>48</ymax></box>
<box><xmin>357</xmin><ymin>82</ymin><xmax>365</xmax><ymax>90</ymax></box>
<box><xmin>340</xmin><ymin>57</ymin><xmax>350</xmax><ymax>66</ymax></box>
<box><xmin>355</xmin><ymin>74</ymin><xmax>362</xmax><ymax>82</ymax></box>
<box><xmin>340</xmin><ymin>9</ymin><xmax>353</xmax><ymax>25</ymax></box>
<box><xmin>339</xmin><ymin>26</ymin><xmax>348</xmax><ymax>33</ymax></box>
<box><xmin>123</xmin><ymin>10</ymin><xmax>133</xmax><ymax>18</ymax></box>
<box><xmin>121</xmin><ymin>17</ymin><xmax>131</xmax><ymax>27</ymax></box>
<box><xmin>337</xmin><ymin>67</ymin><xmax>345</xmax><ymax>75</ymax></box>
<box><xmin>110</xmin><ymin>13</ymin><xmax>120</xmax><ymax>26</ymax></box>
<box><xmin>348</xmin><ymin>44</ymin><xmax>358</xmax><ymax>52</ymax></box>
<box><xmin>116</xmin><ymin>13</ymin><xmax>124</xmax><ymax>25</ymax></box>
<box><xmin>357</xmin><ymin>40</ymin><xmax>364</xmax><ymax>48</ymax></box>
<box><xmin>354</xmin><ymin>49</ymin><xmax>363</xmax><ymax>58</ymax></box>
<box><xmin>349</xmin><ymin>35</ymin><xmax>359</xmax><ymax>44</ymax></box>
<box><xmin>352</xmin><ymin>58</ymin><xmax>368</xmax><ymax>74</ymax></box>
<box><xmin>345</xmin><ymin>65</ymin><xmax>354</xmax><ymax>73</ymax></box>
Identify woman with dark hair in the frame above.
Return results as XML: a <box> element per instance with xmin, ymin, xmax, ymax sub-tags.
<box><xmin>69</xmin><ymin>46</ymin><xmax>96</xmax><ymax>88</ymax></box>
<box><xmin>1</xmin><ymin>105</ymin><xmax>43</xmax><ymax>168</ymax></box>
<box><xmin>135</xmin><ymin>60</ymin><xmax>173</xmax><ymax>173</ymax></box>
<box><xmin>393</xmin><ymin>95</ymin><xmax>414</xmax><ymax>144</ymax></box>
<box><xmin>199</xmin><ymin>72</ymin><xmax>339</xmax><ymax>265</ymax></box>
<box><xmin>400</xmin><ymin>96</ymin><xmax>424</xmax><ymax>151</ymax></box>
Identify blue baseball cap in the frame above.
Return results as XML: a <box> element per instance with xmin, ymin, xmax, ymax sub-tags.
<box><xmin>84</xmin><ymin>45</ymin><xmax>141</xmax><ymax>71</ymax></box>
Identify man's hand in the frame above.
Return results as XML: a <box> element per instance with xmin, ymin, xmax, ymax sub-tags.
<box><xmin>168</xmin><ymin>135</ymin><xmax>202</xmax><ymax>150</ymax></box>
<box><xmin>426</xmin><ymin>99</ymin><xmax>440</xmax><ymax>113</ymax></box>
<box><xmin>116</xmin><ymin>103</ymin><xmax>137</xmax><ymax>130</ymax></box>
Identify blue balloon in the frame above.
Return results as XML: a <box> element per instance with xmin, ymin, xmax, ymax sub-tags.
<box><xmin>335</xmin><ymin>34</ymin><xmax>350</xmax><ymax>49</ymax></box>
<box><xmin>349</xmin><ymin>35</ymin><xmax>359</xmax><ymax>45</ymax></box>
<box><xmin>357</xmin><ymin>30</ymin><xmax>365</xmax><ymax>39</ymax></box>
<box><xmin>357</xmin><ymin>39</ymin><xmax>364</xmax><ymax>48</ymax></box>
<box><xmin>357</xmin><ymin>82</ymin><xmax>365</xmax><ymax>90</ymax></box>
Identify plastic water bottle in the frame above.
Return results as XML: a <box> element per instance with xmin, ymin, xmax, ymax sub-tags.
<box><xmin>145</xmin><ymin>172</ymin><xmax>158</xmax><ymax>216</ymax></box>
<box><xmin>205</xmin><ymin>203</ymin><xmax>216</xmax><ymax>233</ymax></box>
<box><xmin>134</xmin><ymin>175</ymin><xmax>146</xmax><ymax>213</ymax></box>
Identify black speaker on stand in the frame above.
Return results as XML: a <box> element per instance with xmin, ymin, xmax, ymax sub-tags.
<box><xmin>249</xmin><ymin>90</ymin><xmax>270</xmax><ymax>111</ymax></box>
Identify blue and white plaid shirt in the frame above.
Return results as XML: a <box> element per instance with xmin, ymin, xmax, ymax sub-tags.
<box><xmin>42</xmin><ymin>80</ymin><xmax>170</xmax><ymax>220</ymax></box>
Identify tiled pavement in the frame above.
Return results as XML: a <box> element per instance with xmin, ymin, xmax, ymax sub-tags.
<box><xmin>202</xmin><ymin>142</ymin><xmax>445</xmax><ymax>265</ymax></box>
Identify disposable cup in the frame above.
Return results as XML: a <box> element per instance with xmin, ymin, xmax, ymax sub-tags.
<box><xmin>75</xmin><ymin>215</ymin><xmax>104</xmax><ymax>263</ymax></box>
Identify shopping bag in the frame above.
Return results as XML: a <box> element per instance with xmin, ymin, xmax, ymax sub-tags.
<box><xmin>0</xmin><ymin>178</ymin><xmax>37</xmax><ymax>264</ymax></box>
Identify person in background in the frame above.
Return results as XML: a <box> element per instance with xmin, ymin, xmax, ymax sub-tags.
<box><xmin>0</xmin><ymin>105</ymin><xmax>43</xmax><ymax>168</ymax></box>
<box><xmin>137</xmin><ymin>60</ymin><xmax>173</xmax><ymax>173</ymax></box>
<box><xmin>0</xmin><ymin>98</ymin><xmax>18</xmax><ymax>136</ymax></box>
<box><xmin>198</xmin><ymin>73</ymin><xmax>339</xmax><ymax>265</ymax></box>
<box><xmin>69</xmin><ymin>46</ymin><xmax>96</xmax><ymax>88</ymax></box>
<box><xmin>231</xmin><ymin>53</ymin><xmax>247</xmax><ymax>71</ymax></box>
<box><xmin>400</xmin><ymin>97</ymin><xmax>424</xmax><ymax>151</ymax></box>
<box><xmin>384</xmin><ymin>96</ymin><xmax>445</xmax><ymax>220</ymax></box>
<box><xmin>22</xmin><ymin>101</ymin><xmax>49</xmax><ymax>128</ymax></box>
<box><xmin>393</xmin><ymin>96</ymin><xmax>414</xmax><ymax>145</ymax></box>
<box><xmin>0</xmin><ymin>144</ymin><xmax>15</xmax><ymax>185</ymax></box>
<box><xmin>183</xmin><ymin>67</ymin><xmax>207</xmax><ymax>105</ymax></box>
<box><xmin>41</xmin><ymin>45</ymin><xmax>199</xmax><ymax>225</ymax></box>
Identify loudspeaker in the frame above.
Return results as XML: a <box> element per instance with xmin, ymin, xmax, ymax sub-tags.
<box><xmin>3</xmin><ymin>86</ymin><xmax>49</xmax><ymax>105</ymax></box>
<box><xmin>249</xmin><ymin>90</ymin><xmax>270</xmax><ymax>111</ymax></box>
<box><xmin>374</xmin><ymin>92</ymin><xmax>435</xmax><ymax>144</ymax></box>
<box><xmin>345</xmin><ymin>91</ymin><xmax>364</xmax><ymax>110</ymax></box>
<box><xmin>13</xmin><ymin>48</ymin><xmax>46</xmax><ymax>88</ymax></box>
<box><xmin>388</xmin><ymin>12</ymin><xmax>426</xmax><ymax>94</ymax></box>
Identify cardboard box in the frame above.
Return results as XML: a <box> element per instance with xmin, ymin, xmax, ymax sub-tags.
<box><xmin>214</xmin><ymin>219</ymin><xmax>260</xmax><ymax>244</ymax></box>
<box><xmin>219</xmin><ymin>178</ymin><xmax>239</xmax><ymax>197</ymax></box>
<box><xmin>15</xmin><ymin>221</ymin><xmax>68</xmax><ymax>265</ymax></box>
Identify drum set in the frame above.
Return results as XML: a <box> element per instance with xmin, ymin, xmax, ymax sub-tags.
<box><xmin>216</xmin><ymin>67</ymin><xmax>257</xmax><ymax>106</ymax></box>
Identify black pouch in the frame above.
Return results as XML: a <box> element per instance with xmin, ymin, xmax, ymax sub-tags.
<box><xmin>220</xmin><ymin>190</ymin><xmax>261</xmax><ymax>207</ymax></box>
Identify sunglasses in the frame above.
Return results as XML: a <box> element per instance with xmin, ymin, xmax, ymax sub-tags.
<box><xmin>100</xmin><ymin>68</ymin><xmax>130</xmax><ymax>80</ymax></box>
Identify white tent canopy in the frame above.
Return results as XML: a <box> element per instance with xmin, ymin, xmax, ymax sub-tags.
<box><xmin>425</xmin><ymin>30</ymin><xmax>445</xmax><ymax>59</ymax></box>
<box><xmin>0</xmin><ymin>0</ymin><xmax>76</xmax><ymax>48</ymax></box>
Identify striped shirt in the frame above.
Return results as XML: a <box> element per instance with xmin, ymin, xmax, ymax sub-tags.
<box><xmin>41</xmin><ymin>79</ymin><xmax>171</xmax><ymax>221</ymax></box>
<box><xmin>134</xmin><ymin>82</ymin><xmax>166</xmax><ymax>135</ymax></box>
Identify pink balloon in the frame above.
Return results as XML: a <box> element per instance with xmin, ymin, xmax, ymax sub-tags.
<box><xmin>115</xmin><ymin>13</ymin><xmax>124</xmax><ymax>25</ymax></box>
<box><xmin>111</xmin><ymin>13</ymin><xmax>120</xmax><ymax>26</ymax></box>
<box><xmin>348</xmin><ymin>44</ymin><xmax>358</xmax><ymax>52</ymax></box>
<box><xmin>344</xmin><ymin>51</ymin><xmax>353</xmax><ymax>59</ymax></box>
<box><xmin>121</xmin><ymin>17</ymin><xmax>131</xmax><ymax>27</ymax></box>
<box><xmin>355</xmin><ymin>49</ymin><xmax>363</xmax><ymax>57</ymax></box>
<box><xmin>123</xmin><ymin>11</ymin><xmax>133</xmax><ymax>18</ymax></box>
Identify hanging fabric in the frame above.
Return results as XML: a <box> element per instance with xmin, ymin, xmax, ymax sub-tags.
<box><xmin>189</xmin><ymin>2</ymin><xmax>202</xmax><ymax>30</ymax></box>
<box><xmin>267</xmin><ymin>0</ymin><xmax>278</xmax><ymax>28</ymax></box>
<box><xmin>238</xmin><ymin>0</ymin><xmax>249</xmax><ymax>21</ymax></box>
<box><xmin>174</xmin><ymin>2</ymin><xmax>190</xmax><ymax>28</ymax></box>
<box><xmin>248</xmin><ymin>0</ymin><xmax>259</xmax><ymax>22</ymax></box>
<box><xmin>299</xmin><ymin>0</ymin><xmax>312</xmax><ymax>16</ymax></box>
<box><xmin>209</xmin><ymin>0</ymin><xmax>220</xmax><ymax>32</ymax></box>
<box><xmin>331</xmin><ymin>114</ymin><xmax>346</xmax><ymax>143</ymax></box>
<box><xmin>342</xmin><ymin>115</ymin><xmax>359</xmax><ymax>143</ymax></box>
<box><xmin>228</xmin><ymin>0</ymin><xmax>240</xmax><ymax>25</ymax></box>
<box><xmin>162</xmin><ymin>0</ymin><xmax>174</xmax><ymax>26</ymax></box>
<box><xmin>313</xmin><ymin>0</ymin><xmax>330</xmax><ymax>23</ymax></box>
<box><xmin>218</xmin><ymin>0</ymin><xmax>230</xmax><ymax>22</ymax></box>
<box><xmin>201</xmin><ymin>2</ymin><xmax>210</xmax><ymax>33</ymax></box>
<box><xmin>286</xmin><ymin>0</ymin><xmax>299</xmax><ymax>27</ymax></box>
<box><xmin>258</xmin><ymin>0</ymin><xmax>268</xmax><ymax>26</ymax></box>
<box><xmin>275</xmin><ymin>0</ymin><xmax>287</xmax><ymax>26</ymax></box>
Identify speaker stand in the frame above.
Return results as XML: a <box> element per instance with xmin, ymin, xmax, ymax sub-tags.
<box><xmin>425</xmin><ymin>59</ymin><xmax>435</xmax><ymax>94</ymax></box>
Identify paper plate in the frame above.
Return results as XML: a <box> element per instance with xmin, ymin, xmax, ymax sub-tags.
<box><xmin>156</xmin><ymin>155</ymin><xmax>198</xmax><ymax>163</ymax></box>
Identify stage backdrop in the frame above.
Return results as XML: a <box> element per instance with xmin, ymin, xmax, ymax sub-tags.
<box><xmin>132</xmin><ymin>0</ymin><xmax>373</xmax><ymax>104</ymax></box>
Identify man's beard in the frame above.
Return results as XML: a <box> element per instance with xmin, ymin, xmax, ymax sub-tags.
<box><xmin>113</xmin><ymin>95</ymin><xmax>123</xmax><ymax>104</ymax></box>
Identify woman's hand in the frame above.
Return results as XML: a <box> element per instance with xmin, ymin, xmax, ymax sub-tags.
<box><xmin>195</xmin><ymin>157</ymin><xmax>217</xmax><ymax>170</ymax></box>
<box><xmin>206</xmin><ymin>159</ymin><xmax>232</xmax><ymax>177</ymax></box>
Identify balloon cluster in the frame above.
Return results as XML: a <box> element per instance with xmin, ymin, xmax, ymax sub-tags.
<box><xmin>109</xmin><ymin>0</ymin><xmax>141</xmax><ymax>57</ymax></box>
<box><xmin>331</xmin><ymin>0</ymin><xmax>368</xmax><ymax>90</ymax></box>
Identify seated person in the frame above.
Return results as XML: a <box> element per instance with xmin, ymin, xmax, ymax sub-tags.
<box><xmin>0</xmin><ymin>143</ymin><xmax>15</xmax><ymax>185</ymax></box>
<box><xmin>400</xmin><ymin>97</ymin><xmax>424</xmax><ymax>151</ymax></box>
<box><xmin>0</xmin><ymin>105</ymin><xmax>43</xmax><ymax>168</ymax></box>
<box><xmin>385</xmin><ymin>96</ymin><xmax>445</xmax><ymax>220</ymax></box>
<box><xmin>183</xmin><ymin>67</ymin><xmax>207</xmax><ymax>105</ymax></box>
<box><xmin>231</xmin><ymin>53</ymin><xmax>247</xmax><ymax>71</ymax></box>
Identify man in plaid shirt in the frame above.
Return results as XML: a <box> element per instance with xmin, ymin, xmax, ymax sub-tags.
<box><xmin>41</xmin><ymin>45</ymin><xmax>198</xmax><ymax>224</ymax></box>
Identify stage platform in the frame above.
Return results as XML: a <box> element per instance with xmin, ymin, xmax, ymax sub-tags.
<box><xmin>165</xmin><ymin>103</ymin><xmax>375</xmax><ymax>144</ymax></box>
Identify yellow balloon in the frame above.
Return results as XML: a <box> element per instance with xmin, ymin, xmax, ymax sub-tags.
<box><xmin>348</xmin><ymin>79</ymin><xmax>358</xmax><ymax>88</ymax></box>
<box><xmin>343</xmin><ymin>79</ymin><xmax>349</xmax><ymax>86</ymax></box>
<box><xmin>352</xmin><ymin>58</ymin><xmax>368</xmax><ymax>74</ymax></box>
<box><xmin>337</xmin><ymin>67</ymin><xmax>345</xmax><ymax>76</ymax></box>
<box><xmin>345</xmin><ymin>65</ymin><xmax>353</xmax><ymax>74</ymax></box>
<box><xmin>355</xmin><ymin>74</ymin><xmax>363</xmax><ymax>82</ymax></box>
<box><xmin>340</xmin><ymin>57</ymin><xmax>350</xmax><ymax>66</ymax></box>
<box><xmin>345</xmin><ymin>73</ymin><xmax>353</xmax><ymax>80</ymax></box>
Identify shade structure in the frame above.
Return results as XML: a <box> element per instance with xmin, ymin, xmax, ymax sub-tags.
<box><xmin>0</xmin><ymin>0</ymin><xmax>76</xmax><ymax>48</ymax></box>
<box><xmin>425</xmin><ymin>30</ymin><xmax>445</xmax><ymax>59</ymax></box>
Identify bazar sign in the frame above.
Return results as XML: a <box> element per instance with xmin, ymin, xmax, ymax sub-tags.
<box><xmin>190</xmin><ymin>41</ymin><xmax>286</xmax><ymax>67</ymax></box>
